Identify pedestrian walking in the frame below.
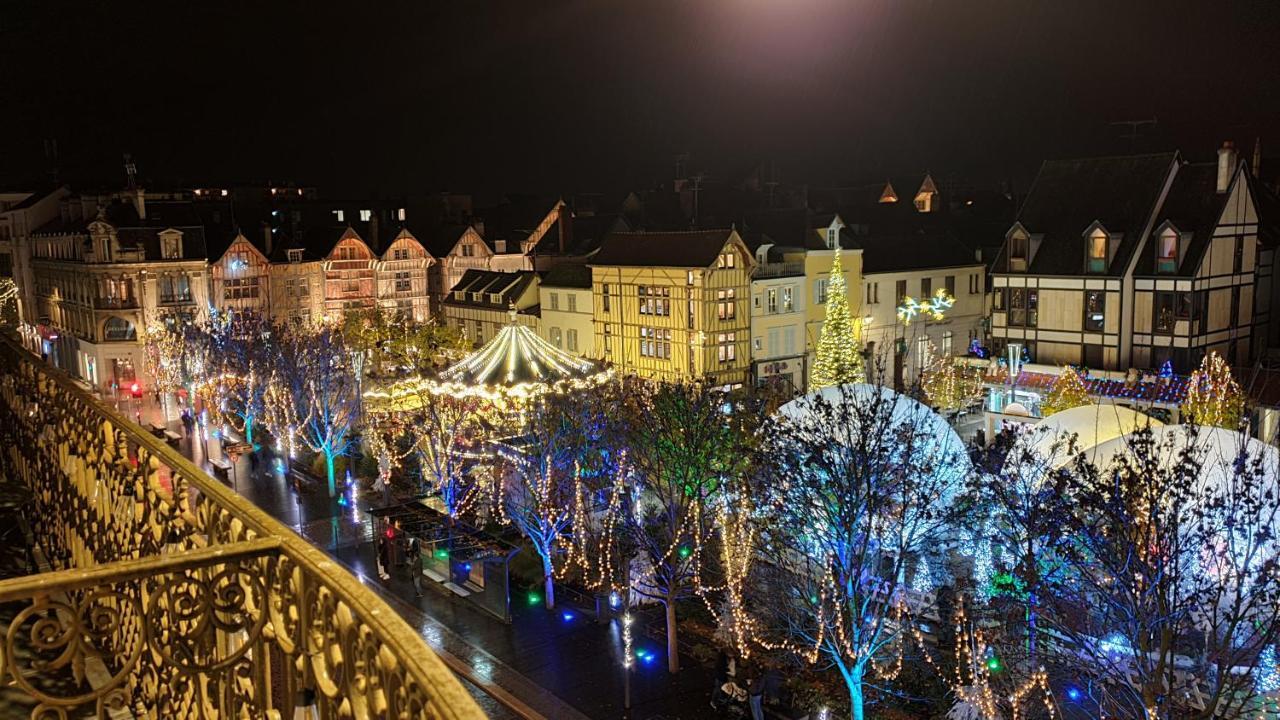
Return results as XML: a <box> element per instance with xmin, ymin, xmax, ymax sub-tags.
<box><xmin>376</xmin><ymin>535</ymin><xmax>391</xmax><ymax>581</ymax></box>
<box><xmin>249</xmin><ymin>451</ymin><xmax>260</xmax><ymax>476</ymax></box>
<box><xmin>180</xmin><ymin>409</ymin><xmax>194</xmax><ymax>437</ymax></box>
<box><xmin>711</xmin><ymin>649</ymin><xmax>730</xmax><ymax>708</ymax></box>
<box><xmin>747</xmin><ymin>669</ymin><xmax>764</xmax><ymax>720</ymax></box>
<box><xmin>406</xmin><ymin>537</ymin><xmax>423</xmax><ymax>597</ymax></box>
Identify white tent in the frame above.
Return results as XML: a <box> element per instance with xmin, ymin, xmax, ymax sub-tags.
<box><xmin>1023</xmin><ymin>404</ymin><xmax>1165</xmax><ymax>471</ymax></box>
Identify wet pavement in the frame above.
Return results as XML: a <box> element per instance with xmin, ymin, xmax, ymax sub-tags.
<box><xmin>132</xmin><ymin>397</ymin><xmax>721</xmax><ymax>720</ymax></box>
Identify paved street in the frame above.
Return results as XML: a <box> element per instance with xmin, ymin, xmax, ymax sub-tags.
<box><xmin>132</xmin><ymin>396</ymin><xmax>720</xmax><ymax>720</ymax></box>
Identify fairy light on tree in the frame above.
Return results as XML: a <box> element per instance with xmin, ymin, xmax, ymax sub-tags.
<box><xmin>920</xmin><ymin>350</ymin><xmax>983</xmax><ymax>413</ymax></box>
<box><xmin>810</xmin><ymin>249</ymin><xmax>865</xmax><ymax>390</ymax></box>
<box><xmin>293</xmin><ymin>327</ymin><xmax>361</xmax><ymax>497</ymax></box>
<box><xmin>1182</xmin><ymin>350</ymin><xmax>1245</xmax><ymax>429</ymax></box>
<box><xmin>1041</xmin><ymin>366</ymin><xmax>1091</xmax><ymax>416</ymax></box>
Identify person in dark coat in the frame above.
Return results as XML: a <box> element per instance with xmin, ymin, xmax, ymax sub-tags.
<box><xmin>405</xmin><ymin>537</ymin><xmax>423</xmax><ymax>597</ymax></box>
<box><xmin>711</xmin><ymin>650</ymin><xmax>730</xmax><ymax>707</ymax></box>
<box><xmin>376</xmin><ymin>535</ymin><xmax>391</xmax><ymax>580</ymax></box>
<box><xmin>747</xmin><ymin>669</ymin><xmax>765</xmax><ymax>720</ymax></box>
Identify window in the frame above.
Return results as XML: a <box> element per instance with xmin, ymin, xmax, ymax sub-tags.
<box><xmin>287</xmin><ymin>249</ymin><xmax>303</xmax><ymax>263</ymax></box>
<box><xmin>916</xmin><ymin>335</ymin><xmax>930</xmax><ymax>372</ymax></box>
<box><xmin>1009</xmin><ymin>288</ymin><xmax>1037</xmax><ymax>327</ymax></box>
<box><xmin>334</xmin><ymin>210</ymin><xmax>345</xmax><ymax>223</ymax></box>
<box><xmin>550</xmin><ymin>327</ymin><xmax>563</xmax><ymax>348</ymax></box>
<box><xmin>161</xmin><ymin>234</ymin><xmax>182</xmax><ymax>259</ymax></box>
<box><xmin>550</xmin><ymin>292</ymin><xmax>560</xmax><ymax>311</ymax></box>
<box><xmin>753</xmin><ymin>336</ymin><xmax>763</xmax><ymax>352</ymax></box>
<box><xmin>638</xmin><ymin>286</ymin><xmax>671</xmax><ymax>316</ymax></box>
<box><xmin>827</xmin><ymin>227</ymin><xmax>839</xmax><ymax>249</ymax></box>
<box><xmin>1157</xmin><ymin>229</ymin><xmax>1178</xmax><ymax>273</ymax></box>
<box><xmin>397</xmin><ymin>207</ymin><xmax>406</xmax><ymax>221</ymax></box>
<box><xmin>461</xmin><ymin>244</ymin><xmax>475</xmax><ymax>257</ymax></box>
<box><xmin>567</xmin><ymin>329</ymin><xmax>578</xmax><ymax>352</ymax></box>
<box><xmin>865</xmin><ymin>282</ymin><xmax>878</xmax><ymax>305</ymax></box>
<box><xmin>921</xmin><ymin>277</ymin><xmax>932</xmax><ymax>297</ymax></box>
<box><xmin>766</xmin><ymin>289</ymin><xmax>778</xmax><ymax>314</ymax></box>
<box><xmin>1088</xmin><ymin>230</ymin><xmax>1108</xmax><ymax>273</ymax></box>
<box><xmin>969</xmin><ymin>274</ymin><xmax>979</xmax><ymax>294</ymax></box>
<box><xmin>944</xmin><ymin>275</ymin><xmax>955</xmax><ymax>297</ymax></box>
<box><xmin>782</xmin><ymin>286</ymin><xmax>793</xmax><ymax>312</ymax></box>
<box><xmin>567</xmin><ymin>294</ymin><xmax>577</xmax><ymax>313</ymax></box>
<box><xmin>687</xmin><ymin>300</ymin><xmax>695</xmax><ymax>329</ymax></box>
<box><xmin>603</xmin><ymin>324</ymin><xmax>612</xmax><ymax>354</ymax></box>
<box><xmin>1009</xmin><ymin>233</ymin><xmax>1029</xmax><ymax>270</ymax></box>
<box><xmin>1234</xmin><ymin>235</ymin><xmax>1245</xmax><ymax>273</ymax></box>
<box><xmin>360</xmin><ymin>209</ymin><xmax>372</xmax><ymax>222</ymax></box>
<box><xmin>942</xmin><ymin>331</ymin><xmax>953</xmax><ymax>357</ymax></box>
<box><xmin>602</xmin><ymin>284</ymin><xmax>610</xmax><ymax>313</ymax></box>
<box><xmin>687</xmin><ymin>271</ymin><xmax>695</xmax><ymax>285</ymax></box>
<box><xmin>394</xmin><ymin>272</ymin><xmax>411</xmax><ymax>292</ymax></box>
<box><xmin>1154</xmin><ymin>292</ymin><xmax>1178</xmax><ymax>334</ymax></box>
<box><xmin>1084</xmin><ymin>290</ymin><xmax>1105</xmax><ymax>332</ymax></box>
<box><xmin>392</xmin><ymin>247</ymin><xmax>410</xmax><ymax>260</ymax></box>
<box><xmin>815</xmin><ymin>278</ymin><xmax>829</xmax><ymax>305</ymax></box>
<box><xmin>298</xmin><ymin>279</ymin><xmax>309</xmax><ymax>297</ymax></box>
<box><xmin>783</xmin><ymin>327</ymin><xmax>796</xmax><ymax>355</ymax></box>
<box><xmin>717</xmin><ymin>252</ymin><xmax>736</xmax><ymax>269</ymax></box>
<box><xmin>717</xmin><ymin>332</ymin><xmax>737</xmax><ymax>362</ymax></box>
<box><xmin>896</xmin><ymin>280</ymin><xmax>907</xmax><ymax>303</ymax></box>
<box><xmin>717</xmin><ymin>289</ymin><xmax>736</xmax><ymax>320</ymax></box>
<box><xmin>640</xmin><ymin>327</ymin><xmax>672</xmax><ymax>359</ymax></box>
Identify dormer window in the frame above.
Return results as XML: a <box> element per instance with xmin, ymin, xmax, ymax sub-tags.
<box><xmin>287</xmin><ymin>249</ymin><xmax>303</xmax><ymax>263</ymax></box>
<box><xmin>914</xmin><ymin>191</ymin><xmax>934</xmax><ymax>213</ymax></box>
<box><xmin>1009</xmin><ymin>232</ymin><xmax>1029</xmax><ymax>272</ymax></box>
<box><xmin>334</xmin><ymin>209</ymin><xmax>345</xmax><ymax>223</ymax></box>
<box><xmin>827</xmin><ymin>227</ymin><xmax>839</xmax><ymax>249</ymax></box>
<box><xmin>1087</xmin><ymin>229</ymin><xmax>1108</xmax><ymax>273</ymax></box>
<box><xmin>160</xmin><ymin>232</ymin><xmax>183</xmax><ymax>259</ymax></box>
<box><xmin>1157</xmin><ymin>228</ymin><xmax>1178</xmax><ymax>273</ymax></box>
<box><xmin>360</xmin><ymin>209</ymin><xmax>372</xmax><ymax>222</ymax></box>
<box><xmin>494</xmin><ymin>240</ymin><xmax>507</xmax><ymax>253</ymax></box>
<box><xmin>717</xmin><ymin>251</ymin><xmax>736</xmax><ymax>269</ymax></box>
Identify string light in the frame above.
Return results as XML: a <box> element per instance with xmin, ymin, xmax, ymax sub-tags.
<box><xmin>810</xmin><ymin>250</ymin><xmax>865</xmax><ymax>390</ymax></box>
<box><xmin>1182</xmin><ymin>350</ymin><xmax>1244</xmax><ymax>429</ymax></box>
<box><xmin>1041</xmin><ymin>365</ymin><xmax>1091</xmax><ymax>416</ymax></box>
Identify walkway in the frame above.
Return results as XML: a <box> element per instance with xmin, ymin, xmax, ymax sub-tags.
<box><xmin>130</xmin><ymin>397</ymin><xmax>720</xmax><ymax>720</ymax></box>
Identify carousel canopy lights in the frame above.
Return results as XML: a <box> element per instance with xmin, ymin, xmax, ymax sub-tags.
<box><xmin>365</xmin><ymin>309</ymin><xmax>611</xmax><ymax>407</ymax></box>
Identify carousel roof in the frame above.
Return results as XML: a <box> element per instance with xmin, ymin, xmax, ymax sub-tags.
<box><xmin>440</xmin><ymin>318</ymin><xmax>598</xmax><ymax>387</ymax></box>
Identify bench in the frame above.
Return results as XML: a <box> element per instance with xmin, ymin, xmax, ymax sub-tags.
<box><xmin>163</xmin><ymin>430</ymin><xmax>182</xmax><ymax>448</ymax></box>
<box><xmin>148</xmin><ymin>423</ymin><xmax>167</xmax><ymax>438</ymax></box>
<box><xmin>209</xmin><ymin>458</ymin><xmax>232</xmax><ymax>483</ymax></box>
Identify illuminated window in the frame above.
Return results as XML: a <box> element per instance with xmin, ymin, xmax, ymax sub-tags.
<box><xmin>1084</xmin><ymin>290</ymin><xmax>1104</xmax><ymax>332</ymax></box>
<box><xmin>781</xmin><ymin>286</ymin><xmax>793</xmax><ymax>312</ymax></box>
<box><xmin>766</xmin><ymin>289</ymin><xmax>778</xmax><ymax>314</ymax></box>
<box><xmin>1009</xmin><ymin>288</ymin><xmax>1038</xmax><ymax>327</ymax></box>
<box><xmin>1009</xmin><ymin>233</ymin><xmax>1029</xmax><ymax>271</ymax></box>
<box><xmin>717</xmin><ymin>289</ymin><xmax>736</xmax><ymax>320</ymax></box>
<box><xmin>287</xmin><ymin>249</ymin><xmax>303</xmax><ymax>263</ymax></box>
<box><xmin>334</xmin><ymin>210</ymin><xmax>345</xmax><ymax>223</ymax></box>
<box><xmin>1157</xmin><ymin>229</ymin><xmax>1178</xmax><ymax>273</ymax></box>
<box><xmin>1088</xmin><ymin>230</ymin><xmax>1108</xmax><ymax>273</ymax></box>
<box><xmin>815</xmin><ymin>278</ymin><xmax>829</xmax><ymax>305</ymax></box>
<box><xmin>550</xmin><ymin>327</ymin><xmax>562</xmax><ymax>348</ymax></box>
<box><xmin>717</xmin><ymin>332</ymin><xmax>737</xmax><ymax>362</ymax></box>
<box><xmin>397</xmin><ymin>207</ymin><xmax>406</xmax><ymax>221</ymax></box>
<box><xmin>360</xmin><ymin>209</ymin><xmax>372</xmax><ymax>222</ymax></box>
<box><xmin>717</xmin><ymin>252</ymin><xmax>736</xmax><ymax>269</ymax></box>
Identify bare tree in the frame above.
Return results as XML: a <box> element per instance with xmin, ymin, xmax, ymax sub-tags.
<box><xmin>748</xmin><ymin>384</ymin><xmax>968</xmax><ymax>720</ymax></box>
<box><xmin>289</xmin><ymin>327</ymin><xmax>361</xmax><ymax>497</ymax></box>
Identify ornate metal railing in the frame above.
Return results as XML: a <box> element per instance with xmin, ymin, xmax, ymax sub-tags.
<box><xmin>0</xmin><ymin>332</ymin><xmax>484</xmax><ymax>719</ymax></box>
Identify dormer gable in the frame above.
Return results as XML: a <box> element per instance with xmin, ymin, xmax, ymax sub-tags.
<box><xmin>878</xmin><ymin>182</ymin><xmax>899</xmax><ymax>204</ymax></box>
<box><xmin>1082</xmin><ymin>220</ymin><xmax>1121</xmax><ymax>273</ymax></box>
<box><xmin>1151</xmin><ymin>220</ymin><xmax>1188</xmax><ymax>274</ymax></box>
<box><xmin>158</xmin><ymin>228</ymin><xmax>184</xmax><ymax>260</ymax></box>
<box><xmin>914</xmin><ymin>174</ymin><xmax>939</xmax><ymax>213</ymax></box>
<box><xmin>328</xmin><ymin>228</ymin><xmax>374</xmax><ymax>261</ymax></box>
<box><xmin>1004</xmin><ymin>222</ymin><xmax>1041</xmax><ymax>272</ymax></box>
<box><xmin>382</xmin><ymin>230</ymin><xmax>432</xmax><ymax>263</ymax></box>
<box><xmin>450</xmin><ymin>226</ymin><xmax>491</xmax><ymax>259</ymax></box>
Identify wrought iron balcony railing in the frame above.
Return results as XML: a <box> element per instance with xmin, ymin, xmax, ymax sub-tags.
<box><xmin>0</xmin><ymin>332</ymin><xmax>483</xmax><ymax>720</ymax></box>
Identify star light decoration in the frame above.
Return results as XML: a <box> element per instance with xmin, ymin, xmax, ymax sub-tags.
<box><xmin>897</xmin><ymin>288</ymin><xmax>955</xmax><ymax>326</ymax></box>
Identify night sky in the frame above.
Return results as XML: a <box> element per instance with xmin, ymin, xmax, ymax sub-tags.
<box><xmin>3</xmin><ymin>0</ymin><xmax>1278</xmax><ymax>196</ymax></box>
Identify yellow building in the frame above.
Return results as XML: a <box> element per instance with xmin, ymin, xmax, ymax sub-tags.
<box><xmin>588</xmin><ymin>229</ymin><xmax>755</xmax><ymax>386</ymax></box>
<box><xmin>538</xmin><ymin>263</ymin><xmax>595</xmax><ymax>357</ymax></box>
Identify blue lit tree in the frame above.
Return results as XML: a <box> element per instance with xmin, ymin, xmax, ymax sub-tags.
<box><xmin>291</xmin><ymin>328</ymin><xmax>361</xmax><ymax>497</ymax></box>
<box><xmin>748</xmin><ymin>384</ymin><xmax>967</xmax><ymax>720</ymax></box>
<box><xmin>202</xmin><ymin>311</ymin><xmax>271</xmax><ymax>446</ymax></box>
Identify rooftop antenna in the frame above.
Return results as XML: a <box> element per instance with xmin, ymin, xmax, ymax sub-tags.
<box><xmin>123</xmin><ymin>153</ymin><xmax>138</xmax><ymax>191</ymax></box>
<box><xmin>1109</xmin><ymin>118</ymin><xmax>1158</xmax><ymax>152</ymax></box>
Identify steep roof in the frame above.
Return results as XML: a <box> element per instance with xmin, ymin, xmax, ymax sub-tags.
<box><xmin>1250</xmin><ymin>173</ymin><xmax>1280</xmax><ymax>250</ymax></box>
<box><xmin>442</xmin><ymin>269</ymin><xmax>537</xmax><ymax>309</ymax></box>
<box><xmin>1001</xmin><ymin>153</ymin><xmax>1177</xmax><ymax>276</ymax></box>
<box><xmin>740</xmin><ymin>208</ymin><xmax>841</xmax><ymax>252</ymax></box>
<box><xmin>1133</xmin><ymin>162</ymin><xmax>1230</xmax><ymax>276</ymax></box>
<box><xmin>588</xmin><ymin>229</ymin><xmax>737</xmax><ymax>268</ymax></box>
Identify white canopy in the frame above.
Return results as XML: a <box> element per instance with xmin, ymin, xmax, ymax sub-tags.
<box><xmin>1025</xmin><ymin>404</ymin><xmax>1164</xmax><ymax>471</ymax></box>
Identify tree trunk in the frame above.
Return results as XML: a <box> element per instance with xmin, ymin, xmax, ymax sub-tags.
<box><xmin>543</xmin><ymin>558</ymin><xmax>556</xmax><ymax>609</ymax></box>
<box><xmin>325</xmin><ymin>452</ymin><xmax>337</xmax><ymax>497</ymax></box>
<box><xmin>847</xmin><ymin>669</ymin><xmax>865</xmax><ymax>720</ymax></box>
<box><xmin>666</xmin><ymin>597</ymin><xmax>679</xmax><ymax>673</ymax></box>
<box><xmin>245</xmin><ymin>417</ymin><xmax>254</xmax><ymax>445</ymax></box>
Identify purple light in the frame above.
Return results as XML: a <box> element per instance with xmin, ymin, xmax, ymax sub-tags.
<box><xmin>561</xmin><ymin>611</ymin><xmax>575</xmax><ymax>622</ymax></box>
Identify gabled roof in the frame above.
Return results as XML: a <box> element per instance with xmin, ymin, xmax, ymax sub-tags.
<box><xmin>442</xmin><ymin>269</ymin><xmax>537</xmax><ymax>308</ymax></box>
<box><xmin>418</xmin><ymin>223</ymin><xmax>474</xmax><ymax>258</ymax></box>
<box><xmin>1250</xmin><ymin>173</ymin><xmax>1280</xmax><ymax>250</ymax></box>
<box><xmin>1133</xmin><ymin>162</ymin><xmax>1231</xmax><ymax>276</ymax></box>
<box><xmin>378</xmin><ymin>226</ymin><xmax>429</xmax><ymax>259</ymax></box>
<box><xmin>565</xmin><ymin>213</ymin><xmax>628</xmax><ymax>255</ymax></box>
<box><xmin>999</xmin><ymin>153</ymin><xmax>1177</xmax><ymax>276</ymax></box>
<box><xmin>588</xmin><ymin>229</ymin><xmax>740</xmax><ymax>268</ymax></box>
<box><xmin>740</xmin><ymin>208</ymin><xmax>843</xmax><ymax>252</ymax></box>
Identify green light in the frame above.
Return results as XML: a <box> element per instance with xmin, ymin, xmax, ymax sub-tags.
<box><xmin>986</xmin><ymin>656</ymin><xmax>1002</xmax><ymax>672</ymax></box>
<box><xmin>678</xmin><ymin>545</ymin><xmax>691</xmax><ymax>559</ymax></box>
<box><xmin>434</xmin><ymin>549</ymin><xmax>449</xmax><ymax>560</ymax></box>
<box><xmin>527</xmin><ymin>592</ymin><xmax>541</xmax><ymax>606</ymax></box>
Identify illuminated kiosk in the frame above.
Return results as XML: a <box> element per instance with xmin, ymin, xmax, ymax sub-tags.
<box><xmin>363</xmin><ymin>310</ymin><xmax>611</xmax><ymax>619</ymax></box>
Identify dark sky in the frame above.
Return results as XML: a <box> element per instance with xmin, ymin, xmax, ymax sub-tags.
<box><xmin>3</xmin><ymin>0</ymin><xmax>1279</xmax><ymax>196</ymax></box>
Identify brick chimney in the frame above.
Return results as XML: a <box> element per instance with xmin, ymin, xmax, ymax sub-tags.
<box><xmin>1217</xmin><ymin>141</ymin><xmax>1237</xmax><ymax>193</ymax></box>
<box><xmin>369</xmin><ymin>212</ymin><xmax>381</xmax><ymax>253</ymax></box>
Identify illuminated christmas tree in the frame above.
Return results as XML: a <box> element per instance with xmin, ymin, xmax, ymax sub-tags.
<box><xmin>1041</xmin><ymin>366</ymin><xmax>1091</xmax><ymax>416</ymax></box>
<box><xmin>1182</xmin><ymin>351</ymin><xmax>1245</xmax><ymax>429</ymax></box>
<box><xmin>921</xmin><ymin>352</ymin><xmax>983</xmax><ymax>412</ymax></box>
<box><xmin>809</xmin><ymin>250</ymin><xmax>864</xmax><ymax>391</ymax></box>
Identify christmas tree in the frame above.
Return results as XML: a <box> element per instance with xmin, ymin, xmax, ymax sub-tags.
<box><xmin>809</xmin><ymin>250</ymin><xmax>864</xmax><ymax>391</ymax></box>
<box><xmin>921</xmin><ymin>352</ymin><xmax>983</xmax><ymax>412</ymax></box>
<box><xmin>1041</xmin><ymin>366</ymin><xmax>1091</xmax><ymax>416</ymax></box>
<box><xmin>1182</xmin><ymin>351</ymin><xmax>1245</xmax><ymax>429</ymax></box>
